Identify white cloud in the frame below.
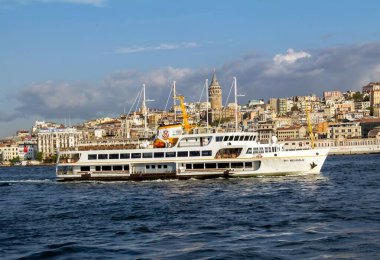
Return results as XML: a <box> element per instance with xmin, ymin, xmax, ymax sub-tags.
<box><xmin>4</xmin><ymin>42</ymin><xmax>380</xmax><ymax>123</ymax></box>
<box><xmin>116</xmin><ymin>42</ymin><xmax>201</xmax><ymax>54</ymax></box>
<box><xmin>273</xmin><ymin>48</ymin><xmax>311</xmax><ymax>64</ymax></box>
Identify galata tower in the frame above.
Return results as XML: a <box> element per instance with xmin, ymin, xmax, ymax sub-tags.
<box><xmin>208</xmin><ymin>72</ymin><xmax>222</xmax><ymax>110</ymax></box>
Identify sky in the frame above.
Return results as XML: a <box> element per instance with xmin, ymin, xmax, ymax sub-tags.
<box><xmin>1</xmin><ymin>0</ymin><xmax>380</xmax><ymax>137</ymax></box>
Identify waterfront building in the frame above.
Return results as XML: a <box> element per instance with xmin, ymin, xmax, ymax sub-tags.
<box><xmin>17</xmin><ymin>140</ymin><xmax>37</xmax><ymax>160</ymax></box>
<box><xmin>0</xmin><ymin>144</ymin><xmax>19</xmax><ymax>161</ymax></box>
<box><xmin>37</xmin><ymin>128</ymin><xmax>84</xmax><ymax>159</ymax></box>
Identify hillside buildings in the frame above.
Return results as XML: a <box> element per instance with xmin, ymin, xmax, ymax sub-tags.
<box><xmin>1</xmin><ymin>76</ymin><xmax>380</xmax><ymax>164</ymax></box>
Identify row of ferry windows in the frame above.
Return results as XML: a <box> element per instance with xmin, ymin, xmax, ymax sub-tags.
<box><xmin>215</xmin><ymin>135</ymin><xmax>256</xmax><ymax>142</ymax></box>
<box><xmin>246</xmin><ymin>147</ymin><xmax>280</xmax><ymax>154</ymax></box>
<box><xmin>80</xmin><ymin>165</ymin><xmax>129</xmax><ymax>172</ymax></box>
<box><xmin>88</xmin><ymin>150</ymin><xmax>213</xmax><ymax>160</ymax></box>
<box><xmin>185</xmin><ymin>162</ymin><xmax>253</xmax><ymax>169</ymax></box>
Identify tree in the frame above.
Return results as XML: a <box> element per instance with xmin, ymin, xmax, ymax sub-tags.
<box><xmin>10</xmin><ymin>156</ymin><xmax>21</xmax><ymax>164</ymax></box>
<box><xmin>36</xmin><ymin>152</ymin><xmax>43</xmax><ymax>161</ymax></box>
<box><xmin>291</xmin><ymin>105</ymin><xmax>299</xmax><ymax>111</ymax></box>
<box><xmin>369</xmin><ymin>106</ymin><xmax>374</xmax><ymax>116</ymax></box>
<box><xmin>352</xmin><ymin>91</ymin><xmax>363</xmax><ymax>102</ymax></box>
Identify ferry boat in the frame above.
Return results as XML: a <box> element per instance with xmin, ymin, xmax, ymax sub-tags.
<box><xmin>56</xmin><ymin>124</ymin><xmax>329</xmax><ymax>181</ymax></box>
<box><xmin>56</xmin><ymin>79</ymin><xmax>329</xmax><ymax>181</ymax></box>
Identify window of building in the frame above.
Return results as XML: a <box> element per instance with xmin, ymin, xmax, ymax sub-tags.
<box><xmin>245</xmin><ymin>162</ymin><xmax>253</xmax><ymax>167</ymax></box>
<box><xmin>163</xmin><ymin>165</ymin><xmax>168</xmax><ymax>169</ymax></box>
<box><xmin>205</xmin><ymin>163</ymin><xmax>217</xmax><ymax>169</ymax></box>
<box><xmin>228</xmin><ymin>136</ymin><xmax>234</xmax><ymax>141</ymax></box>
<box><xmin>146</xmin><ymin>165</ymin><xmax>150</xmax><ymax>169</ymax></box>
<box><xmin>154</xmin><ymin>152</ymin><xmax>164</xmax><ymax>158</ymax></box>
<box><xmin>88</xmin><ymin>154</ymin><xmax>97</xmax><ymax>160</ymax></box>
<box><xmin>218</xmin><ymin>163</ymin><xmax>229</xmax><ymax>168</ymax></box>
<box><xmin>98</xmin><ymin>154</ymin><xmax>108</xmax><ymax>160</ymax></box>
<box><xmin>113</xmin><ymin>165</ymin><xmax>123</xmax><ymax>171</ymax></box>
<box><xmin>202</xmin><ymin>150</ymin><xmax>212</xmax><ymax>156</ymax></box>
<box><xmin>244</xmin><ymin>136</ymin><xmax>250</xmax><ymax>141</ymax></box>
<box><xmin>102</xmin><ymin>166</ymin><xmax>111</xmax><ymax>171</ymax></box>
<box><xmin>124</xmin><ymin>165</ymin><xmax>129</xmax><ymax>171</ymax></box>
<box><xmin>223</xmin><ymin>136</ymin><xmax>229</xmax><ymax>141</ymax></box>
<box><xmin>158</xmin><ymin>165</ymin><xmax>162</xmax><ymax>169</ymax></box>
<box><xmin>186</xmin><ymin>164</ymin><xmax>192</xmax><ymax>169</ymax></box>
<box><xmin>231</xmin><ymin>162</ymin><xmax>244</xmax><ymax>168</ymax></box>
<box><xmin>239</xmin><ymin>136</ymin><xmax>245</xmax><ymax>141</ymax></box>
<box><xmin>109</xmin><ymin>154</ymin><xmax>119</xmax><ymax>159</ymax></box>
<box><xmin>80</xmin><ymin>166</ymin><xmax>90</xmax><ymax>172</ymax></box>
<box><xmin>177</xmin><ymin>151</ymin><xmax>188</xmax><ymax>157</ymax></box>
<box><xmin>131</xmin><ymin>153</ymin><xmax>141</xmax><ymax>159</ymax></box>
<box><xmin>190</xmin><ymin>151</ymin><xmax>200</xmax><ymax>157</ymax></box>
<box><xmin>95</xmin><ymin>166</ymin><xmax>101</xmax><ymax>171</ymax></box>
<box><xmin>165</xmin><ymin>152</ymin><xmax>176</xmax><ymax>157</ymax></box>
<box><xmin>193</xmin><ymin>163</ymin><xmax>204</xmax><ymax>169</ymax></box>
<box><xmin>143</xmin><ymin>153</ymin><xmax>153</xmax><ymax>158</ymax></box>
<box><xmin>120</xmin><ymin>153</ymin><xmax>130</xmax><ymax>159</ymax></box>
<box><xmin>216</xmin><ymin>136</ymin><xmax>223</xmax><ymax>142</ymax></box>
<box><xmin>234</xmin><ymin>136</ymin><xmax>239</xmax><ymax>141</ymax></box>
<box><xmin>151</xmin><ymin>165</ymin><xmax>156</xmax><ymax>169</ymax></box>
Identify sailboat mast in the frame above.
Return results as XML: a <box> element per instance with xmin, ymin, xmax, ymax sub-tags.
<box><xmin>142</xmin><ymin>84</ymin><xmax>147</xmax><ymax>131</ymax></box>
<box><xmin>234</xmin><ymin>77</ymin><xmax>238</xmax><ymax>131</ymax></box>
<box><xmin>173</xmin><ymin>81</ymin><xmax>176</xmax><ymax>122</ymax></box>
<box><xmin>205</xmin><ymin>79</ymin><xmax>209</xmax><ymax>132</ymax></box>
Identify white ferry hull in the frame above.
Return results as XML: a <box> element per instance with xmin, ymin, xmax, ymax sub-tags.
<box><xmin>56</xmin><ymin>131</ymin><xmax>329</xmax><ymax>182</ymax></box>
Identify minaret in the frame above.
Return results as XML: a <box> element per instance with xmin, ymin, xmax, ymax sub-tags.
<box><xmin>208</xmin><ymin>72</ymin><xmax>222</xmax><ymax>110</ymax></box>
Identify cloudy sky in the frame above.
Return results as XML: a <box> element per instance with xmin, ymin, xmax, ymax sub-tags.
<box><xmin>1</xmin><ymin>0</ymin><xmax>380</xmax><ymax>137</ymax></box>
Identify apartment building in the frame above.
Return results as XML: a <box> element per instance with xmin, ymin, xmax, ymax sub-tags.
<box><xmin>276</xmin><ymin>125</ymin><xmax>307</xmax><ymax>141</ymax></box>
<box><xmin>327</xmin><ymin>122</ymin><xmax>361</xmax><ymax>139</ymax></box>
<box><xmin>0</xmin><ymin>144</ymin><xmax>19</xmax><ymax>161</ymax></box>
<box><xmin>37</xmin><ymin>128</ymin><xmax>83</xmax><ymax>158</ymax></box>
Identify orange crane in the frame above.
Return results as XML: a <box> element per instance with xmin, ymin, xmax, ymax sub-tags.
<box><xmin>175</xmin><ymin>95</ymin><xmax>191</xmax><ymax>133</ymax></box>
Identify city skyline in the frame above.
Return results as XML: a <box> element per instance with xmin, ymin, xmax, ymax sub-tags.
<box><xmin>1</xmin><ymin>0</ymin><xmax>380</xmax><ymax>137</ymax></box>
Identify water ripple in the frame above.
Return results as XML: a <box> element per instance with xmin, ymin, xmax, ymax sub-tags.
<box><xmin>0</xmin><ymin>154</ymin><xmax>379</xmax><ymax>259</ymax></box>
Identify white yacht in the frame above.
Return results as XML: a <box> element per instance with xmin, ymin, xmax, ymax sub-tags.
<box><xmin>56</xmin><ymin>124</ymin><xmax>329</xmax><ymax>181</ymax></box>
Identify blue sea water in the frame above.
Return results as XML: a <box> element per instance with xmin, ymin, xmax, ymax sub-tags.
<box><xmin>0</xmin><ymin>154</ymin><xmax>380</xmax><ymax>259</ymax></box>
